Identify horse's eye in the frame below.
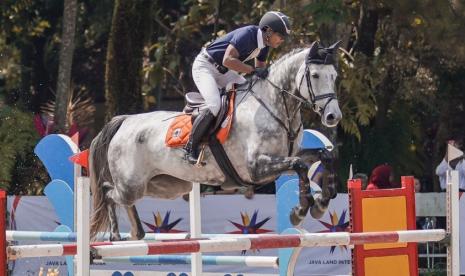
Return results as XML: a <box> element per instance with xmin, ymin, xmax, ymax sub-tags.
<box><xmin>311</xmin><ymin>73</ymin><xmax>319</xmax><ymax>79</ymax></box>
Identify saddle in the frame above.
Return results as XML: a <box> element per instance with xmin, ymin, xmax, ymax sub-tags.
<box><xmin>166</xmin><ymin>87</ymin><xmax>255</xmax><ymax>190</ymax></box>
<box><xmin>165</xmin><ymin>88</ymin><xmax>235</xmax><ymax>147</ymax></box>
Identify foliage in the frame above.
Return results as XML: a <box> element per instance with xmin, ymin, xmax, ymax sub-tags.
<box><xmin>2</xmin><ymin>0</ymin><xmax>465</xmax><ymax>193</ymax></box>
<box><xmin>0</xmin><ymin>104</ymin><xmax>44</xmax><ymax>193</ymax></box>
<box><xmin>304</xmin><ymin>0</ymin><xmax>348</xmax><ymax>26</ymax></box>
<box><xmin>338</xmin><ymin>55</ymin><xmax>378</xmax><ymax>140</ymax></box>
<box><xmin>0</xmin><ymin>32</ymin><xmax>21</xmax><ymax>93</ymax></box>
<box><xmin>143</xmin><ymin>0</ymin><xmax>275</xmax><ymax>109</ymax></box>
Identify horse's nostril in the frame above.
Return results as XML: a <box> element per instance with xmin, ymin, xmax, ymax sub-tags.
<box><xmin>326</xmin><ymin>113</ymin><xmax>335</xmax><ymax>122</ymax></box>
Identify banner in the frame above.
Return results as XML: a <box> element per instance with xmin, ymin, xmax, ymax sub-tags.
<box><xmin>7</xmin><ymin>193</ymin><xmax>462</xmax><ymax>275</ymax></box>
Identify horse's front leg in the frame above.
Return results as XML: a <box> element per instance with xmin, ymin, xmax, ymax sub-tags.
<box><xmin>310</xmin><ymin>152</ymin><xmax>338</xmax><ymax>219</ymax></box>
<box><xmin>250</xmin><ymin>155</ymin><xmax>314</xmax><ymax>227</ymax></box>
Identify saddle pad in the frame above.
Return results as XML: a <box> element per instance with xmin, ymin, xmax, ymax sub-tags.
<box><xmin>165</xmin><ymin>115</ymin><xmax>192</xmax><ymax>147</ymax></box>
<box><xmin>165</xmin><ymin>91</ymin><xmax>236</xmax><ymax>147</ymax></box>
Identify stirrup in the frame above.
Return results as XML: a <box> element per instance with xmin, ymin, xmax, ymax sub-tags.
<box><xmin>185</xmin><ymin>145</ymin><xmax>206</xmax><ymax>167</ymax></box>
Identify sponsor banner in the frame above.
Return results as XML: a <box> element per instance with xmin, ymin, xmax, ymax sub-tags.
<box><xmin>7</xmin><ymin>193</ymin><xmax>462</xmax><ymax>275</ymax></box>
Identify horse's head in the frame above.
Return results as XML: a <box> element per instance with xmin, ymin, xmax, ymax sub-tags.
<box><xmin>296</xmin><ymin>41</ymin><xmax>342</xmax><ymax>127</ymax></box>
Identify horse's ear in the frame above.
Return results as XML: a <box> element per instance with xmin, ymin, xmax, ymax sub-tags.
<box><xmin>309</xmin><ymin>41</ymin><xmax>319</xmax><ymax>58</ymax></box>
<box><xmin>329</xmin><ymin>40</ymin><xmax>342</xmax><ymax>51</ymax></box>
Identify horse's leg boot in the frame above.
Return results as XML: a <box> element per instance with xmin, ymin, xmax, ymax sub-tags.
<box><xmin>185</xmin><ymin>109</ymin><xmax>215</xmax><ymax>165</ymax></box>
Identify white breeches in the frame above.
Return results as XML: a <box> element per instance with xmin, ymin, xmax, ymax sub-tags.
<box><xmin>191</xmin><ymin>52</ymin><xmax>246</xmax><ymax>116</ymax></box>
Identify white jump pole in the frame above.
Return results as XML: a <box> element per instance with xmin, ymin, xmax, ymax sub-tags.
<box><xmin>7</xmin><ymin>229</ymin><xmax>446</xmax><ymax>259</ymax></box>
<box><xmin>5</xmin><ymin>231</ymin><xmax>272</xmax><ymax>242</ymax></box>
<box><xmin>76</xmin><ymin>177</ymin><xmax>90</xmax><ymax>276</ymax></box>
<box><xmin>447</xmin><ymin>170</ymin><xmax>460</xmax><ymax>276</ymax></box>
<box><xmin>189</xmin><ymin>182</ymin><xmax>202</xmax><ymax>276</ymax></box>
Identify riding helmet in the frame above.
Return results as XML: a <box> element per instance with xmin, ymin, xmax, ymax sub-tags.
<box><xmin>259</xmin><ymin>11</ymin><xmax>291</xmax><ymax>37</ymax></box>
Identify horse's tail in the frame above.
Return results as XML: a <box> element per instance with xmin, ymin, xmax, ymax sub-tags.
<box><xmin>89</xmin><ymin>115</ymin><xmax>128</xmax><ymax>239</ymax></box>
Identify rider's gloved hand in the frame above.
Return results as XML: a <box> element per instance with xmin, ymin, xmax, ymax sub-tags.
<box><xmin>253</xmin><ymin>67</ymin><xmax>269</xmax><ymax>79</ymax></box>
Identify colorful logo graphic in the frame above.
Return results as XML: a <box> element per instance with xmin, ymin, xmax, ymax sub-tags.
<box><xmin>317</xmin><ymin>209</ymin><xmax>350</xmax><ymax>253</ymax></box>
<box><xmin>227</xmin><ymin>210</ymin><xmax>273</xmax><ymax>235</ymax></box>
<box><xmin>227</xmin><ymin>210</ymin><xmax>273</xmax><ymax>254</ymax></box>
<box><xmin>142</xmin><ymin>211</ymin><xmax>185</xmax><ymax>233</ymax></box>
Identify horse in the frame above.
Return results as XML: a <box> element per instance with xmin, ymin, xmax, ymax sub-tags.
<box><xmin>89</xmin><ymin>41</ymin><xmax>343</xmax><ymax>241</ymax></box>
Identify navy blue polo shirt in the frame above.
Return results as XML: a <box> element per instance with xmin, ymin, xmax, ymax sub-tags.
<box><xmin>206</xmin><ymin>25</ymin><xmax>269</xmax><ymax>66</ymax></box>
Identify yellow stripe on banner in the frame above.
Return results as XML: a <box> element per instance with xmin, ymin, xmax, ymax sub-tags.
<box><xmin>364</xmin><ymin>255</ymin><xmax>410</xmax><ymax>276</ymax></box>
<box><xmin>362</xmin><ymin>196</ymin><xmax>407</xmax><ymax>250</ymax></box>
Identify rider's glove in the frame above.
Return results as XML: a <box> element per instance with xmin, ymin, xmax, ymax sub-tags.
<box><xmin>253</xmin><ymin>67</ymin><xmax>269</xmax><ymax>79</ymax></box>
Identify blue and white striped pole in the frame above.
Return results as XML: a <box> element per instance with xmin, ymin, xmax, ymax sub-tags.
<box><xmin>100</xmin><ymin>255</ymin><xmax>279</xmax><ymax>268</ymax></box>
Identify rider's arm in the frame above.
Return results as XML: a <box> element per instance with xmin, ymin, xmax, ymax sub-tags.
<box><xmin>255</xmin><ymin>47</ymin><xmax>269</xmax><ymax>68</ymax></box>
<box><xmin>223</xmin><ymin>44</ymin><xmax>254</xmax><ymax>74</ymax></box>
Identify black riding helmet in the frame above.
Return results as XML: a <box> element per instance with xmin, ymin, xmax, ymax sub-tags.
<box><xmin>259</xmin><ymin>11</ymin><xmax>291</xmax><ymax>37</ymax></box>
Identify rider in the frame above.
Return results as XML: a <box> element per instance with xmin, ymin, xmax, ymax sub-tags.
<box><xmin>185</xmin><ymin>11</ymin><xmax>291</xmax><ymax>164</ymax></box>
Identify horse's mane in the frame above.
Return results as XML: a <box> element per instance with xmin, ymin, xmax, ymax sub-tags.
<box><xmin>270</xmin><ymin>48</ymin><xmax>305</xmax><ymax>69</ymax></box>
<box><xmin>236</xmin><ymin>48</ymin><xmax>307</xmax><ymax>90</ymax></box>
<box><xmin>267</xmin><ymin>48</ymin><xmax>307</xmax><ymax>87</ymax></box>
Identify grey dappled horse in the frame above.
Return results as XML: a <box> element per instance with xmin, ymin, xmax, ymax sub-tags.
<box><xmin>89</xmin><ymin>41</ymin><xmax>342</xmax><ymax>241</ymax></box>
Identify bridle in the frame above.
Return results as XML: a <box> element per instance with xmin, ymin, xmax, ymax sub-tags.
<box><xmin>243</xmin><ymin>53</ymin><xmax>337</xmax><ymax>156</ymax></box>
<box><xmin>299</xmin><ymin>60</ymin><xmax>338</xmax><ymax>116</ymax></box>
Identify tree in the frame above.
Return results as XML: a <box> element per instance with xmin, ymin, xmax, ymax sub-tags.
<box><xmin>105</xmin><ymin>0</ymin><xmax>152</xmax><ymax>119</ymax></box>
<box><xmin>54</xmin><ymin>0</ymin><xmax>78</xmax><ymax>133</ymax></box>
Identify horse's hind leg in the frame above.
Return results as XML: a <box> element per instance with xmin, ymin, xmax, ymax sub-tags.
<box><xmin>106</xmin><ymin>181</ymin><xmax>145</xmax><ymax>241</ymax></box>
<box><xmin>125</xmin><ymin>205</ymin><xmax>145</xmax><ymax>240</ymax></box>
<box><xmin>107</xmin><ymin>203</ymin><xmax>144</xmax><ymax>241</ymax></box>
<box><xmin>107</xmin><ymin>199</ymin><xmax>121</xmax><ymax>241</ymax></box>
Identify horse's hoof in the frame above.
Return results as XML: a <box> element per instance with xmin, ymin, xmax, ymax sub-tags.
<box><xmin>290</xmin><ymin>207</ymin><xmax>305</xmax><ymax>226</ymax></box>
<box><xmin>109</xmin><ymin>233</ymin><xmax>122</xmax><ymax>241</ymax></box>
<box><xmin>90</xmin><ymin>247</ymin><xmax>100</xmax><ymax>263</ymax></box>
<box><xmin>310</xmin><ymin>205</ymin><xmax>325</xmax><ymax>219</ymax></box>
<box><xmin>136</xmin><ymin>231</ymin><xmax>146</xmax><ymax>240</ymax></box>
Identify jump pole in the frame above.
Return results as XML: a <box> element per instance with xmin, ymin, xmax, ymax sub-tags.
<box><xmin>447</xmin><ymin>170</ymin><xmax>459</xmax><ymax>276</ymax></box>
<box><xmin>7</xmin><ymin>229</ymin><xmax>446</xmax><ymax>259</ymax></box>
<box><xmin>189</xmin><ymin>182</ymin><xmax>202</xmax><ymax>276</ymax></box>
<box><xmin>98</xmin><ymin>255</ymin><xmax>279</xmax><ymax>268</ymax></box>
<box><xmin>5</xmin><ymin>231</ymin><xmax>274</xmax><ymax>242</ymax></box>
<box><xmin>76</xmin><ymin>177</ymin><xmax>90</xmax><ymax>276</ymax></box>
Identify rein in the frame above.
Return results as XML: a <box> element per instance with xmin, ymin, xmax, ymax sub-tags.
<box><xmin>243</xmin><ymin>79</ymin><xmax>302</xmax><ymax>156</ymax></box>
<box><xmin>235</xmin><ymin>54</ymin><xmax>338</xmax><ymax>156</ymax></box>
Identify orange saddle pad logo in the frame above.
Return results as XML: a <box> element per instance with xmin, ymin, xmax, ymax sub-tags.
<box><xmin>165</xmin><ymin>92</ymin><xmax>235</xmax><ymax>147</ymax></box>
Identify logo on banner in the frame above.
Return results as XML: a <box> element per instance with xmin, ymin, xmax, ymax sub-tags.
<box><xmin>227</xmin><ymin>210</ymin><xmax>273</xmax><ymax>234</ymax></box>
<box><xmin>142</xmin><ymin>211</ymin><xmax>186</xmax><ymax>233</ymax></box>
<box><xmin>227</xmin><ymin>210</ymin><xmax>273</xmax><ymax>254</ymax></box>
<box><xmin>227</xmin><ymin>210</ymin><xmax>273</xmax><ymax>255</ymax></box>
<box><xmin>317</xmin><ymin>209</ymin><xmax>350</xmax><ymax>253</ymax></box>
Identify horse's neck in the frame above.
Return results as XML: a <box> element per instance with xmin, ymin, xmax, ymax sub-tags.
<box><xmin>249</xmin><ymin>49</ymin><xmax>307</xmax><ymax>124</ymax></box>
<box><xmin>238</xmin><ymin>51</ymin><xmax>306</xmax><ymax>134</ymax></box>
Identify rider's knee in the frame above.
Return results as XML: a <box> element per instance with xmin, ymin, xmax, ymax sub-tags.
<box><xmin>206</xmin><ymin>105</ymin><xmax>220</xmax><ymax>117</ymax></box>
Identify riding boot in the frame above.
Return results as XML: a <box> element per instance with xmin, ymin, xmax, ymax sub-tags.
<box><xmin>185</xmin><ymin>109</ymin><xmax>215</xmax><ymax>164</ymax></box>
